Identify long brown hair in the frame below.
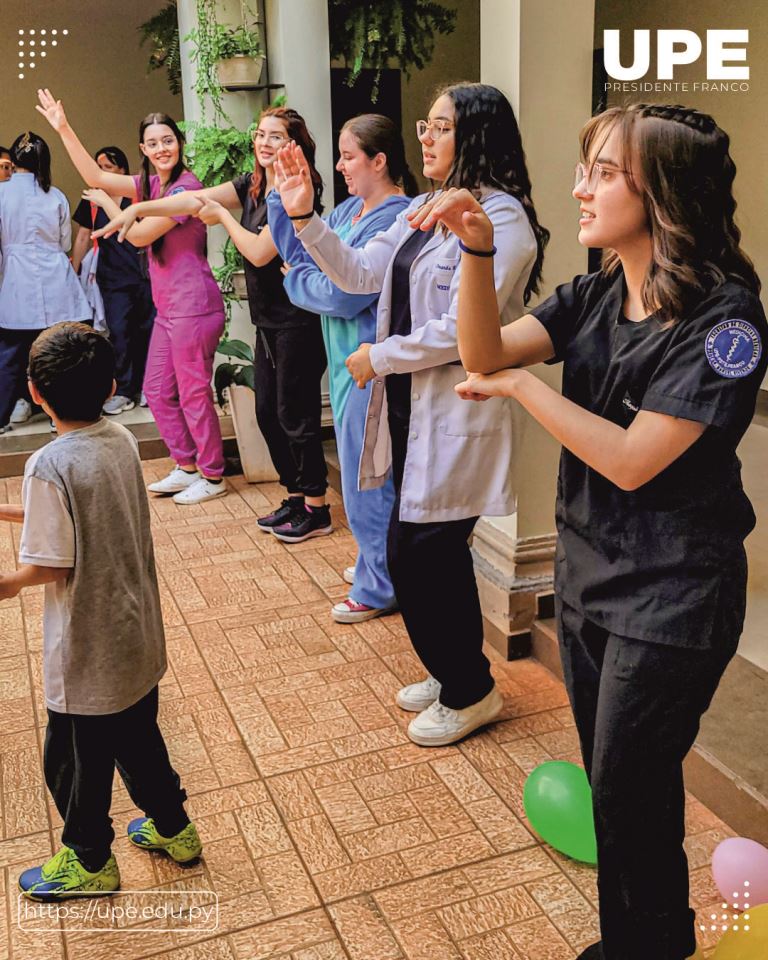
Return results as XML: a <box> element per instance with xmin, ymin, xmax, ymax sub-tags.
<box><xmin>580</xmin><ymin>103</ymin><xmax>760</xmax><ymax>324</ymax></box>
<box><xmin>250</xmin><ymin>107</ymin><xmax>323</xmax><ymax>212</ymax></box>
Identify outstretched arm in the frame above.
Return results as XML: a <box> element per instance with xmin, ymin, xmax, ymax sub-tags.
<box><xmin>36</xmin><ymin>89</ymin><xmax>137</xmax><ymax>198</ymax></box>
<box><xmin>197</xmin><ymin>199</ymin><xmax>277</xmax><ymax>268</ymax></box>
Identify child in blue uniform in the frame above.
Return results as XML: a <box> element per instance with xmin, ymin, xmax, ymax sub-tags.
<box><xmin>269</xmin><ymin>114</ymin><xmax>413</xmax><ymax>623</ymax></box>
<box><xmin>420</xmin><ymin>103</ymin><xmax>766</xmax><ymax>960</ymax></box>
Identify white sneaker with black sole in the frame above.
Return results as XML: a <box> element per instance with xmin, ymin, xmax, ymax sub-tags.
<box><xmin>407</xmin><ymin>686</ymin><xmax>503</xmax><ymax>747</ymax></box>
<box><xmin>396</xmin><ymin>676</ymin><xmax>441</xmax><ymax>712</ymax></box>
<box><xmin>10</xmin><ymin>399</ymin><xmax>32</xmax><ymax>424</ymax></box>
<box><xmin>147</xmin><ymin>467</ymin><xmax>200</xmax><ymax>495</ymax></box>
<box><xmin>103</xmin><ymin>395</ymin><xmax>135</xmax><ymax>415</ymax></box>
<box><xmin>172</xmin><ymin>477</ymin><xmax>227</xmax><ymax>505</ymax></box>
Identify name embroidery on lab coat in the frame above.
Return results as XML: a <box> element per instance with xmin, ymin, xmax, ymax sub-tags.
<box><xmin>704</xmin><ymin>319</ymin><xmax>762</xmax><ymax>379</ymax></box>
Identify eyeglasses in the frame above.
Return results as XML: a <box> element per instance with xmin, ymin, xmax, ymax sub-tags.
<box><xmin>574</xmin><ymin>162</ymin><xmax>629</xmax><ymax>193</ymax></box>
<box><xmin>253</xmin><ymin>131</ymin><xmax>288</xmax><ymax>146</ymax></box>
<box><xmin>143</xmin><ymin>136</ymin><xmax>178</xmax><ymax>152</ymax></box>
<box><xmin>0</xmin><ymin>162</ymin><xmax>12</xmax><ymax>171</ymax></box>
<box><xmin>416</xmin><ymin>119</ymin><xmax>454</xmax><ymax>142</ymax></box>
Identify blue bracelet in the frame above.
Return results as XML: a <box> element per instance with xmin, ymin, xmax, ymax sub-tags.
<box><xmin>458</xmin><ymin>239</ymin><xmax>496</xmax><ymax>257</ymax></box>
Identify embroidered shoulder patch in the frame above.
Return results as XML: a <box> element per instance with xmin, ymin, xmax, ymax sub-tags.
<box><xmin>704</xmin><ymin>320</ymin><xmax>762</xmax><ymax>379</ymax></box>
<box><xmin>167</xmin><ymin>185</ymin><xmax>187</xmax><ymax>196</ymax></box>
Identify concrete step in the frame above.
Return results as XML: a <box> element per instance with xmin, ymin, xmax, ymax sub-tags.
<box><xmin>529</xmin><ymin>615</ymin><xmax>768</xmax><ymax>844</ymax></box>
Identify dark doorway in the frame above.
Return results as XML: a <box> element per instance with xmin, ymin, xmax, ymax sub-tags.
<box><xmin>330</xmin><ymin>68</ymin><xmax>403</xmax><ymax>206</ymax></box>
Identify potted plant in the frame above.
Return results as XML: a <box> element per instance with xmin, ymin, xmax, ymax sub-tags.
<box><xmin>138</xmin><ymin>1</ymin><xmax>182</xmax><ymax>96</ymax></box>
<box><xmin>215</xmin><ymin>340</ymin><xmax>278</xmax><ymax>482</ymax></box>
<box><xmin>213</xmin><ymin>24</ymin><xmax>265</xmax><ymax>90</ymax></box>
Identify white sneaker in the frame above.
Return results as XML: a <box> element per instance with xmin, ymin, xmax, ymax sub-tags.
<box><xmin>396</xmin><ymin>675</ymin><xmax>441</xmax><ymax>712</ymax></box>
<box><xmin>10</xmin><ymin>399</ymin><xmax>32</xmax><ymax>424</ymax></box>
<box><xmin>139</xmin><ymin>392</ymin><xmax>149</xmax><ymax>407</ymax></box>
<box><xmin>103</xmin><ymin>395</ymin><xmax>135</xmax><ymax>415</ymax></box>
<box><xmin>342</xmin><ymin>566</ymin><xmax>356</xmax><ymax>585</ymax></box>
<box><xmin>407</xmin><ymin>686</ymin><xmax>503</xmax><ymax>747</ymax></box>
<box><xmin>147</xmin><ymin>467</ymin><xmax>200</xmax><ymax>495</ymax></box>
<box><xmin>172</xmin><ymin>477</ymin><xmax>227</xmax><ymax>505</ymax></box>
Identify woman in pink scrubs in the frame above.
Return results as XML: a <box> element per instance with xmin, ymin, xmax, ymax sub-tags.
<box><xmin>36</xmin><ymin>90</ymin><xmax>227</xmax><ymax>505</ymax></box>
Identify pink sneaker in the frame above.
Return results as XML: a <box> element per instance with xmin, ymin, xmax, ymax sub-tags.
<box><xmin>331</xmin><ymin>598</ymin><xmax>397</xmax><ymax>624</ymax></box>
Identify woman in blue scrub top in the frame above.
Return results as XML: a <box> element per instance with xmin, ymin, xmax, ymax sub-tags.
<box><xmin>423</xmin><ymin>103</ymin><xmax>766</xmax><ymax>960</ymax></box>
<box><xmin>0</xmin><ymin>132</ymin><xmax>90</xmax><ymax>430</ymax></box>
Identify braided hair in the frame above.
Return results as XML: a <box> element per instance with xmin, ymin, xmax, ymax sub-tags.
<box><xmin>10</xmin><ymin>131</ymin><xmax>52</xmax><ymax>192</ymax></box>
<box><xmin>580</xmin><ymin>102</ymin><xmax>759</xmax><ymax>324</ymax></box>
<box><xmin>430</xmin><ymin>82</ymin><xmax>549</xmax><ymax>304</ymax></box>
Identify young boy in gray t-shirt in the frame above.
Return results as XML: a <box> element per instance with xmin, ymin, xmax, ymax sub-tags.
<box><xmin>0</xmin><ymin>323</ymin><xmax>202</xmax><ymax>901</ymax></box>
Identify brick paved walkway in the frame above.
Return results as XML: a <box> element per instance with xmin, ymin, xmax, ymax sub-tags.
<box><xmin>0</xmin><ymin>459</ymin><xmax>733</xmax><ymax>959</ymax></box>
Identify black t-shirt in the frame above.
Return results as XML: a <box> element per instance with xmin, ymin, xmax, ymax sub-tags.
<box><xmin>232</xmin><ymin>174</ymin><xmax>317</xmax><ymax>329</ymax></box>
<box><xmin>385</xmin><ymin>226</ymin><xmax>436</xmax><ymax>422</ymax></box>
<box><xmin>73</xmin><ymin>197</ymin><xmax>147</xmax><ymax>289</ymax></box>
<box><xmin>530</xmin><ymin>269</ymin><xmax>767</xmax><ymax>649</ymax></box>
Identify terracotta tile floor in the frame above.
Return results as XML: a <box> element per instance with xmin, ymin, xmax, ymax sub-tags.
<box><xmin>0</xmin><ymin>460</ymin><xmax>734</xmax><ymax>959</ymax></box>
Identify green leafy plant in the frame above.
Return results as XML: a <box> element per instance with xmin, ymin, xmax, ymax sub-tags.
<box><xmin>212</xmin><ymin>238</ymin><xmax>244</xmax><ymax>324</ymax></box>
<box><xmin>211</xmin><ymin>23</ymin><xmax>262</xmax><ymax>60</ymax></box>
<box><xmin>138</xmin><ymin>1</ymin><xmax>182</xmax><ymax>96</ymax></box>
<box><xmin>179</xmin><ymin>120</ymin><xmax>255</xmax><ymax>187</ymax></box>
<box><xmin>329</xmin><ymin>0</ymin><xmax>457</xmax><ymax>100</ymax></box>
<box><xmin>214</xmin><ymin>339</ymin><xmax>255</xmax><ymax>406</ymax></box>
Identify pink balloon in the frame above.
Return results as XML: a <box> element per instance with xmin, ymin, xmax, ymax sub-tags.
<box><xmin>712</xmin><ymin>838</ymin><xmax>768</xmax><ymax>907</ymax></box>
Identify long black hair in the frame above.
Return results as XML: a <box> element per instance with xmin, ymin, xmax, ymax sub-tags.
<box><xmin>10</xmin><ymin>131</ymin><xmax>52</xmax><ymax>192</ymax></box>
<box><xmin>138</xmin><ymin>113</ymin><xmax>187</xmax><ymax>258</ymax></box>
<box><xmin>434</xmin><ymin>82</ymin><xmax>549</xmax><ymax>303</ymax></box>
<box><xmin>342</xmin><ymin>114</ymin><xmax>418</xmax><ymax>196</ymax></box>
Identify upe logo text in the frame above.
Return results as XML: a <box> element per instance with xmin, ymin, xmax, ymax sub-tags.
<box><xmin>603</xmin><ymin>30</ymin><xmax>749</xmax><ymax>81</ymax></box>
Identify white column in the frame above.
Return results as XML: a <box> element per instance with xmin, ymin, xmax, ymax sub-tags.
<box><xmin>475</xmin><ymin>0</ymin><xmax>595</xmax><ymax>653</ymax></box>
<box><xmin>264</xmin><ymin>0</ymin><xmax>334</xmax><ymax>202</ymax></box>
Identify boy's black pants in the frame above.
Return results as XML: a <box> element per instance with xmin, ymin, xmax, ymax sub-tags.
<box><xmin>557</xmin><ymin>558</ymin><xmax>745</xmax><ymax>960</ymax></box>
<box><xmin>44</xmin><ymin>686</ymin><xmax>189</xmax><ymax>872</ymax></box>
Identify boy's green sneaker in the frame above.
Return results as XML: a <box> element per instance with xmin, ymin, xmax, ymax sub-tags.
<box><xmin>18</xmin><ymin>846</ymin><xmax>120</xmax><ymax>901</ymax></box>
<box><xmin>127</xmin><ymin>818</ymin><xmax>202</xmax><ymax>863</ymax></box>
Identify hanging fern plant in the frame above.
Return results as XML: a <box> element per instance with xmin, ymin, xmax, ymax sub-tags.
<box><xmin>328</xmin><ymin>0</ymin><xmax>457</xmax><ymax>101</ymax></box>
<box><xmin>138</xmin><ymin>1</ymin><xmax>182</xmax><ymax>96</ymax></box>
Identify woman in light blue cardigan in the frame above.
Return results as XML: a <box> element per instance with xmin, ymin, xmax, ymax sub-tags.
<box><xmin>269</xmin><ymin>115</ymin><xmax>414</xmax><ymax>624</ymax></box>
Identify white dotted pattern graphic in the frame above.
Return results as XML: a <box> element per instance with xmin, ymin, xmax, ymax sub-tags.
<box><xmin>16</xmin><ymin>27</ymin><xmax>69</xmax><ymax>79</ymax></box>
<box><xmin>700</xmin><ymin>880</ymin><xmax>753</xmax><ymax>936</ymax></box>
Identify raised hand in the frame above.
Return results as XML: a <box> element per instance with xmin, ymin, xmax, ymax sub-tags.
<box><xmin>273</xmin><ymin>141</ymin><xmax>315</xmax><ymax>217</ymax></box>
<box><xmin>91</xmin><ymin>206</ymin><xmax>138</xmax><ymax>243</ymax></box>
<box><xmin>407</xmin><ymin>187</ymin><xmax>494</xmax><ymax>250</ymax></box>
<box><xmin>35</xmin><ymin>88</ymin><xmax>69</xmax><ymax>133</ymax></box>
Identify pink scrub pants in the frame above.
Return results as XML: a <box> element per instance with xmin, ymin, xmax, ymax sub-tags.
<box><xmin>143</xmin><ymin>311</ymin><xmax>226</xmax><ymax>479</ymax></box>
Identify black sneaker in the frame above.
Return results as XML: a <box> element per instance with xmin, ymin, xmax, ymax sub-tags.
<box><xmin>271</xmin><ymin>504</ymin><xmax>333</xmax><ymax>543</ymax></box>
<box><xmin>257</xmin><ymin>497</ymin><xmax>304</xmax><ymax>532</ymax></box>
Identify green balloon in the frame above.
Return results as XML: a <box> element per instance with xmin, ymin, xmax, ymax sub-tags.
<box><xmin>523</xmin><ymin>761</ymin><xmax>598</xmax><ymax>864</ymax></box>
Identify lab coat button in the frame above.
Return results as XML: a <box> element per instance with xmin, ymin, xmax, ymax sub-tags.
<box><xmin>410</xmin><ymin>432</ymin><xmax>418</xmax><ymax>440</ymax></box>
<box><xmin>411</xmin><ymin>392</ymin><xmax>420</xmax><ymax>400</ymax></box>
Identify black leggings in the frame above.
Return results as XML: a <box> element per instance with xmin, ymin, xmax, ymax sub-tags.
<box><xmin>386</xmin><ymin>410</ymin><xmax>494</xmax><ymax>709</ymax></box>
<box><xmin>254</xmin><ymin>324</ymin><xmax>328</xmax><ymax>498</ymax></box>
<box><xmin>44</xmin><ymin>687</ymin><xmax>189</xmax><ymax>871</ymax></box>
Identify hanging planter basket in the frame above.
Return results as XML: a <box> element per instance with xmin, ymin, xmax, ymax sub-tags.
<box><xmin>232</xmin><ymin>270</ymin><xmax>248</xmax><ymax>300</ymax></box>
<box><xmin>216</xmin><ymin>55</ymin><xmax>265</xmax><ymax>90</ymax></box>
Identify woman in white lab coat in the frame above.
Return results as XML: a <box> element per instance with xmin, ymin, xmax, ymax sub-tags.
<box><xmin>0</xmin><ymin>132</ymin><xmax>90</xmax><ymax>429</ymax></box>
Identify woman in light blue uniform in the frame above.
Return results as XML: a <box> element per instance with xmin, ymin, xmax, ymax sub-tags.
<box><xmin>0</xmin><ymin>132</ymin><xmax>90</xmax><ymax>430</ymax></box>
<box><xmin>268</xmin><ymin>115</ymin><xmax>414</xmax><ymax>623</ymax></box>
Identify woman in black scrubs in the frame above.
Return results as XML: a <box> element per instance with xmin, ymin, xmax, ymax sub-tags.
<box><xmin>413</xmin><ymin>103</ymin><xmax>766</xmax><ymax>960</ymax></box>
